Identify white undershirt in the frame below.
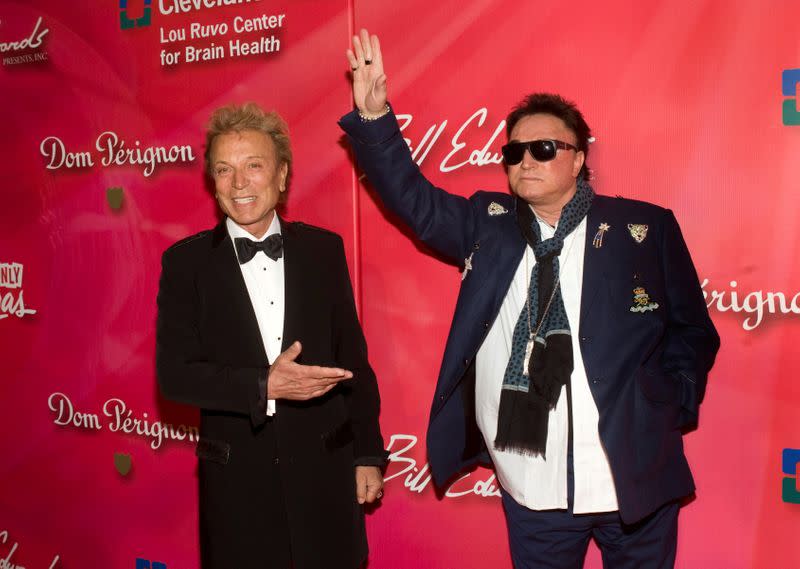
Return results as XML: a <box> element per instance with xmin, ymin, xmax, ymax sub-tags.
<box><xmin>227</xmin><ymin>215</ymin><xmax>284</xmax><ymax>416</ymax></box>
<box><xmin>475</xmin><ymin>215</ymin><xmax>619</xmax><ymax>513</ymax></box>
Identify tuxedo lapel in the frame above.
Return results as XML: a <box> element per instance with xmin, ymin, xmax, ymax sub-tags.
<box><xmin>208</xmin><ymin>222</ymin><xmax>268</xmax><ymax>361</ymax></box>
<box><xmin>279</xmin><ymin>219</ymin><xmax>306</xmax><ymax>354</ymax></box>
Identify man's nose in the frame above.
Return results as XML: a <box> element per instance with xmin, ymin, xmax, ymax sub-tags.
<box><xmin>232</xmin><ymin>168</ymin><xmax>247</xmax><ymax>189</ymax></box>
<box><xmin>520</xmin><ymin>148</ymin><xmax>538</xmax><ymax>169</ymax></box>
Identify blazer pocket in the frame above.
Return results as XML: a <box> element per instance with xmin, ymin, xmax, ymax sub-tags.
<box><xmin>195</xmin><ymin>438</ymin><xmax>231</xmax><ymax>465</ymax></box>
<box><xmin>321</xmin><ymin>419</ymin><xmax>354</xmax><ymax>452</ymax></box>
<box><xmin>636</xmin><ymin>366</ymin><xmax>681</xmax><ymax>405</ymax></box>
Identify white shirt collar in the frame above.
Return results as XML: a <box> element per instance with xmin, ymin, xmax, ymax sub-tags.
<box><xmin>225</xmin><ymin>213</ymin><xmax>282</xmax><ymax>242</ymax></box>
<box><xmin>528</xmin><ymin>204</ymin><xmax>558</xmax><ymax>233</ymax></box>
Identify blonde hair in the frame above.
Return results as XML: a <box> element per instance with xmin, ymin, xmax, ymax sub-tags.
<box><xmin>205</xmin><ymin>102</ymin><xmax>292</xmax><ymax>200</ymax></box>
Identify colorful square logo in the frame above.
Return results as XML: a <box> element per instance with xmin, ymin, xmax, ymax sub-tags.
<box><xmin>120</xmin><ymin>0</ymin><xmax>152</xmax><ymax>30</ymax></box>
<box><xmin>135</xmin><ymin>560</ymin><xmax>166</xmax><ymax>569</ymax></box>
<box><xmin>782</xmin><ymin>448</ymin><xmax>800</xmax><ymax>504</ymax></box>
<box><xmin>782</xmin><ymin>69</ymin><xmax>800</xmax><ymax>126</ymax></box>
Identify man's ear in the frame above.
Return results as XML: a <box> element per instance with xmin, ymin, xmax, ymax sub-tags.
<box><xmin>573</xmin><ymin>150</ymin><xmax>585</xmax><ymax>178</ymax></box>
<box><xmin>279</xmin><ymin>162</ymin><xmax>288</xmax><ymax>192</ymax></box>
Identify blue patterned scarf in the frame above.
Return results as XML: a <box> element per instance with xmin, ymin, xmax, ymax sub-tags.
<box><xmin>494</xmin><ymin>178</ymin><xmax>594</xmax><ymax>456</ymax></box>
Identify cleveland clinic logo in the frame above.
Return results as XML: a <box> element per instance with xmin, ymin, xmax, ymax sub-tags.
<box><xmin>783</xmin><ymin>448</ymin><xmax>800</xmax><ymax>504</ymax></box>
<box><xmin>118</xmin><ymin>0</ymin><xmax>272</xmax><ymax>30</ymax></box>
<box><xmin>783</xmin><ymin>69</ymin><xmax>800</xmax><ymax>125</ymax></box>
<box><xmin>120</xmin><ymin>0</ymin><xmax>152</xmax><ymax>29</ymax></box>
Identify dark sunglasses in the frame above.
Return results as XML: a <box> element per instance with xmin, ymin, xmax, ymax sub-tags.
<box><xmin>501</xmin><ymin>139</ymin><xmax>578</xmax><ymax>165</ymax></box>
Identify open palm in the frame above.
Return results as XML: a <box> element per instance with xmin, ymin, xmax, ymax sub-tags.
<box><xmin>346</xmin><ymin>29</ymin><xmax>388</xmax><ymax>116</ymax></box>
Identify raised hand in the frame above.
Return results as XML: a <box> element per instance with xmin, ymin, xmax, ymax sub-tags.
<box><xmin>266</xmin><ymin>341</ymin><xmax>352</xmax><ymax>400</ymax></box>
<box><xmin>346</xmin><ymin>29</ymin><xmax>388</xmax><ymax>117</ymax></box>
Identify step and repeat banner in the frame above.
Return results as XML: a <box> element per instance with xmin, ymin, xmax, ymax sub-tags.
<box><xmin>1</xmin><ymin>0</ymin><xmax>798</xmax><ymax>567</ymax></box>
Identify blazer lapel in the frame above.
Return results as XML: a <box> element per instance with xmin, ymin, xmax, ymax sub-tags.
<box><xmin>279</xmin><ymin>218</ymin><xmax>305</xmax><ymax>354</ymax></box>
<box><xmin>580</xmin><ymin>198</ymin><xmax>612</xmax><ymax>323</ymax></box>
<box><xmin>209</xmin><ymin>221</ymin><xmax>268</xmax><ymax>361</ymax></box>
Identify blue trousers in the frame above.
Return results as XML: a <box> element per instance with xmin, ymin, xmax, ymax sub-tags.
<box><xmin>500</xmin><ymin>381</ymin><xmax>678</xmax><ymax>569</ymax></box>
<box><xmin>500</xmin><ymin>433</ymin><xmax>678</xmax><ymax>569</ymax></box>
<box><xmin>502</xmin><ymin>491</ymin><xmax>678</xmax><ymax>569</ymax></box>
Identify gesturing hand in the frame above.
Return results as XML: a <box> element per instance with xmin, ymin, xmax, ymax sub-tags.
<box><xmin>346</xmin><ymin>29</ymin><xmax>388</xmax><ymax>117</ymax></box>
<box><xmin>266</xmin><ymin>341</ymin><xmax>352</xmax><ymax>400</ymax></box>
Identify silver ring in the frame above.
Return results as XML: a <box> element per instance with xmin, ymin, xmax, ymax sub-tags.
<box><xmin>376</xmin><ymin>490</ymin><xmax>383</xmax><ymax>499</ymax></box>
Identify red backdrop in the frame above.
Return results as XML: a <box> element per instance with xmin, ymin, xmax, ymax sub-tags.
<box><xmin>1</xmin><ymin>0</ymin><xmax>799</xmax><ymax>567</ymax></box>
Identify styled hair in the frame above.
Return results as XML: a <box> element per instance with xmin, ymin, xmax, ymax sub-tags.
<box><xmin>505</xmin><ymin>93</ymin><xmax>591</xmax><ymax>179</ymax></box>
<box><xmin>204</xmin><ymin>103</ymin><xmax>292</xmax><ymax>200</ymax></box>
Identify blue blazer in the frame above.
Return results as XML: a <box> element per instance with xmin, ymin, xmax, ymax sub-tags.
<box><xmin>341</xmin><ymin>110</ymin><xmax>719</xmax><ymax>523</ymax></box>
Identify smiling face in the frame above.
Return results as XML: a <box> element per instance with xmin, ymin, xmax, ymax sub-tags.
<box><xmin>210</xmin><ymin>129</ymin><xmax>288</xmax><ymax>239</ymax></box>
<box><xmin>506</xmin><ymin>113</ymin><xmax>585</xmax><ymax>211</ymax></box>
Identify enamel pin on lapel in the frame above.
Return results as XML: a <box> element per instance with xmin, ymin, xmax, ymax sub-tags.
<box><xmin>630</xmin><ymin>286</ymin><xmax>659</xmax><ymax>313</ymax></box>
<box><xmin>488</xmin><ymin>202</ymin><xmax>508</xmax><ymax>216</ymax></box>
<box><xmin>627</xmin><ymin>224</ymin><xmax>648</xmax><ymax>243</ymax></box>
<box><xmin>592</xmin><ymin>223</ymin><xmax>610</xmax><ymax>248</ymax></box>
<box><xmin>461</xmin><ymin>252</ymin><xmax>474</xmax><ymax>281</ymax></box>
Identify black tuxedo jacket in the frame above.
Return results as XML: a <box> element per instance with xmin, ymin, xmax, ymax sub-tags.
<box><xmin>156</xmin><ymin>218</ymin><xmax>385</xmax><ymax>569</ymax></box>
<box><xmin>341</xmin><ymin>109</ymin><xmax>720</xmax><ymax>524</ymax></box>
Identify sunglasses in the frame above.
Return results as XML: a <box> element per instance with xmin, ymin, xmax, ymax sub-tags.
<box><xmin>501</xmin><ymin>139</ymin><xmax>578</xmax><ymax>165</ymax></box>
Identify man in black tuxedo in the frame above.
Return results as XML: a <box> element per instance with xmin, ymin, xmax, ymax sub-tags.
<box><xmin>156</xmin><ymin>103</ymin><xmax>386</xmax><ymax>569</ymax></box>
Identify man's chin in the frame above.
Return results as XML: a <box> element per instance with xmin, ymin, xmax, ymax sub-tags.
<box><xmin>229</xmin><ymin>214</ymin><xmax>273</xmax><ymax>238</ymax></box>
<box><xmin>511</xmin><ymin>188</ymin><xmax>547</xmax><ymax>205</ymax></box>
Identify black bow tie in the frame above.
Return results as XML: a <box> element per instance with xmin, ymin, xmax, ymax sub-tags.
<box><xmin>234</xmin><ymin>234</ymin><xmax>284</xmax><ymax>264</ymax></box>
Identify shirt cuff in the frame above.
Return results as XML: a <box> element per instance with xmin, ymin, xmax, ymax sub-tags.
<box><xmin>354</xmin><ymin>451</ymin><xmax>390</xmax><ymax>467</ymax></box>
<box><xmin>338</xmin><ymin>106</ymin><xmax>400</xmax><ymax>145</ymax></box>
<box><xmin>257</xmin><ymin>367</ymin><xmax>277</xmax><ymax>417</ymax></box>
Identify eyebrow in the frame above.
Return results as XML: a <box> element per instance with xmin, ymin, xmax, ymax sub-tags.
<box><xmin>508</xmin><ymin>138</ymin><xmax>578</xmax><ymax>145</ymax></box>
<box><xmin>214</xmin><ymin>155</ymin><xmax>266</xmax><ymax>164</ymax></box>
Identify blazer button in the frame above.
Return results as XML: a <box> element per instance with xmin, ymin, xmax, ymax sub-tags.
<box><xmin>463</xmin><ymin>358</ymin><xmax>470</xmax><ymax>367</ymax></box>
<box><xmin>591</xmin><ymin>377</ymin><xmax>601</xmax><ymax>384</ymax></box>
<box><xmin>483</xmin><ymin>321</ymin><xmax>489</xmax><ymax>329</ymax></box>
<box><xmin>439</xmin><ymin>395</ymin><xmax>445</xmax><ymax>401</ymax></box>
<box><xmin>580</xmin><ymin>336</ymin><xmax>590</xmax><ymax>342</ymax></box>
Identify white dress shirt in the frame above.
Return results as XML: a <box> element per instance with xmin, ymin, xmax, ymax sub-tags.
<box><xmin>475</xmin><ymin>214</ymin><xmax>619</xmax><ymax>513</ymax></box>
<box><xmin>227</xmin><ymin>215</ymin><xmax>284</xmax><ymax>416</ymax></box>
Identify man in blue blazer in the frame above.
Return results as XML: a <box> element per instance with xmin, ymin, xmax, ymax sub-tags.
<box><xmin>341</xmin><ymin>30</ymin><xmax>719</xmax><ymax>568</ymax></box>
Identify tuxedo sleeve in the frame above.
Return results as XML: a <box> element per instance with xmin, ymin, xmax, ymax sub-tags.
<box><xmin>659</xmin><ymin>210</ymin><xmax>720</xmax><ymax>428</ymax></box>
<box><xmin>328</xmin><ymin>236</ymin><xmax>387</xmax><ymax>464</ymax></box>
<box><xmin>339</xmin><ymin>108</ymin><xmax>476</xmax><ymax>264</ymax></box>
<box><xmin>156</xmin><ymin>246</ymin><xmax>268</xmax><ymax>427</ymax></box>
